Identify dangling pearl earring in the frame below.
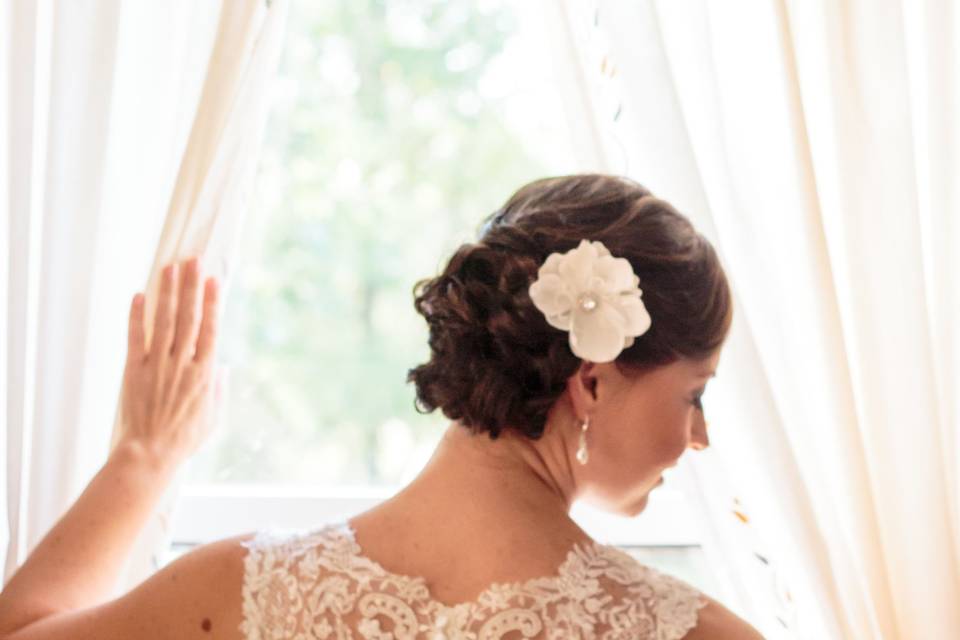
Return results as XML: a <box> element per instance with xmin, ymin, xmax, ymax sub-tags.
<box><xmin>575</xmin><ymin>415</ymin><xmax>590</xmax><ymax>465</ymax></box>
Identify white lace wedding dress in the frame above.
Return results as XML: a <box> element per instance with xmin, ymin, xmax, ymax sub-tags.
<box><xmin>239</xmin><ymin>521</ymin><xmax>709</xmax><ymax>639</ymax></box>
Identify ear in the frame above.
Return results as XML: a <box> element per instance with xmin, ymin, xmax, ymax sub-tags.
<box><xmin>566</xmin><ymin>361</ymin><xmax>600</xmax><ymax>420</ymax></box>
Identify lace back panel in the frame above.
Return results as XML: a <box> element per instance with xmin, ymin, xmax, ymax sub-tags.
<box><xmin>240</xmin><ymin>522</ymin><xmax>708</xmax><ymax>639</ymax></box>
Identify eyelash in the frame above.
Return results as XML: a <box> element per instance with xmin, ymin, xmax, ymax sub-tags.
<box><xmin>692</xmin><ymin>392</ymin><xmax>705</xmax><ymax>412</ymax></box>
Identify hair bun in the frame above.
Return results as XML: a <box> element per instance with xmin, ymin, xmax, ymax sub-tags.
<box><xmin>406</xmin><ymin>174</ymin><xmax>732</xmax><ymax>440</ymax></box>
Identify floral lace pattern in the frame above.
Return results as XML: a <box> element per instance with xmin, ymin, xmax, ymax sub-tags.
<box><xmin>240</xmin><ymin>521</ymin><xmax>708</xmax><ymax>639</ymax></box>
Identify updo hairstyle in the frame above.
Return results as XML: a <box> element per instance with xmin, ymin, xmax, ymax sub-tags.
<box><xmin>406</xmin><ymin>174</ymin><xmax>733</xmax><ymax>440</ymax></box>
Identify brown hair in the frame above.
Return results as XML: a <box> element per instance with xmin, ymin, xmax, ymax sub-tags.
<box><xmin>406</xmin><ymin>174</ymin><xmax>733</xmax><ymax>439</ymax></box>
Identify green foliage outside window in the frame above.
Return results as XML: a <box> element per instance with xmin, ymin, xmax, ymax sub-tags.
<box><xmin>186</xmin><ymin>0</ymin><xmax>577</xmax><ymax>486</ymax></box>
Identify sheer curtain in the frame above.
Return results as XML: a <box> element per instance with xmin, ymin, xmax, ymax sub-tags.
<box><xmin>554</xmin><ymin>0</ymin><xmax>960</xmax><ymax>637</ymax></box>
<box><xmin>1</xmin><ymin>0</ymin><xmax>288</xmax><ymax>591</ymax></box>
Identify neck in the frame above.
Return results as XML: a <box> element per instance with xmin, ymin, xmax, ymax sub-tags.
<box><xmin>397</xmin><ymin>412</ymin><xmax>581</xmax><ymax>528</ymax></box>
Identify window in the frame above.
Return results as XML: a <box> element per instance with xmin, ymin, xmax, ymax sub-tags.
<box><xmin>171</xmin><ymin>0</ymin><xmax>717</xmax><ymax>596</ymax></box>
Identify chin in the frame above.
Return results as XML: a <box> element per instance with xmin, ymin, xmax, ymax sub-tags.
<box><xmin>584</xmin><ymin>485</ymin><xmax>653</xmax><ymax>517</ymax></box>
<box><xmin>620</xmin><ymin>493</ymin><xmax>650</xmax><ymax>518</ymax></box>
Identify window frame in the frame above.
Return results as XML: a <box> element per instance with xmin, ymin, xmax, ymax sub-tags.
<box><xmin>169</xmin><ymin>0</ymin><xmax>707</xmax><ymax>560</ymax></box>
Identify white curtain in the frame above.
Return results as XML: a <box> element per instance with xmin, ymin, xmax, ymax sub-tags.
<box><xmin>2</xmin><ymin>0</ymin><xmax>288</xmax><ymax>591</ymax></box>
<box><xmin>556</xmin><ymin>0</ymin><xmax>960</xmax><ymax>638</ymax></box>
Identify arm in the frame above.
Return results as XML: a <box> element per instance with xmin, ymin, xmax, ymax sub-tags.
<box><xmin>0</xmin><ymin>534</ymin><xmax>252</xmax><ymax>640</ymax></box>
<box><xmin>0</xmin><ymin>257</ymin><xmax>230</xmax><ymax>637</ymax></box>
<box><xmin>0</xmin><ymin>442</ymin><xmax>176</xmax><ymax>632</ymax></box>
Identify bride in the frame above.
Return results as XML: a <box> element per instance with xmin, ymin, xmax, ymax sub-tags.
<box><xmin>0</xmin><ymin>174</ymin><xmax>764</xmax><ymax>639</ymax></box>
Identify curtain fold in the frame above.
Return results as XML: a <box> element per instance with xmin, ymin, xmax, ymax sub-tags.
<box><xmin>2</xmin><ymin>0</ymin><xmax>288</xmax><ymax>593</ymax></box>
<box><xmin>558</xmin><ymin>0</ymin><xmax>960</xmax><ymax>637</ymax></box>
<box><xmin>111</xmin><ymin>0</ymin><xmax>289</xmax><ymax>591</ymax></box>
<box><xmin>0</xmin><ymin>0</ymin><xmax>43</xmax><ymax>582</ymax></box>
<box><xmin>3</xmin><ymin>0</ymin><xmax>126</xmax><ymax>583</ymax></box>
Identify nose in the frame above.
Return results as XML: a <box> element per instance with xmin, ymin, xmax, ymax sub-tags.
<box><xmin>688</xmin><ymin>418</ymin><xmax>710</xmax><ymax>451</ymax></box>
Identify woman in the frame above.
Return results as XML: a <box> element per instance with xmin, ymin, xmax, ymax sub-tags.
<box><xmin>0</xmin><ymin>174</ymin><xmax>764</xmax><ymax>638</ymax></box>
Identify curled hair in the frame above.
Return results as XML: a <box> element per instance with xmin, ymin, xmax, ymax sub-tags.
<box><xmin>406</xmin><ymin>174</ymin><xmax>733</xmax><ymax>439</ymax></box>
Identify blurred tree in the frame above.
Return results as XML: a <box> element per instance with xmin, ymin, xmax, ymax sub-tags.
<box><xmin>187</xmin><ymin>0</ymin><xmax>575</xmax><ymax>486</ymax></box>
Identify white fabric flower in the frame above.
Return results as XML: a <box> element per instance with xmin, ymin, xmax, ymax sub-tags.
<box><xmin>528</xmin><ymin>239</ymin><xmax>651</xmax><ymax>363</ymax></box>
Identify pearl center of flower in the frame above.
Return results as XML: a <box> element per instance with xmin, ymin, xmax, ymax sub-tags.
<box><xmin>577</xmin><ymin>293</ymin><xmax>599</xmax><ymax>312</ymax></box>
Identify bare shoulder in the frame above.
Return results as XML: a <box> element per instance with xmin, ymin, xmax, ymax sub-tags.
<box><xmin>2</xmin><ymin>533</ymin><xmax>255</xmax><ymax>640</ymax></box>
<box><xmin>682</xmin><ymin>592</ymin><xmax>766</xmax><ymax>640</ymax></box>
<box><xmin>117</xmin><ymin>532</ymin><xmax>257</xmax><ymax>638</ymax></box>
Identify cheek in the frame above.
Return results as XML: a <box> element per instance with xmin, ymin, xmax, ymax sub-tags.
<box><xmin>660</xmin><ymin>414</ymin><xmax>692</xmax><ymax>460</ymax></box>
<box><xmin>599</xmin><ymin>400</ymin><xmax>689</xmax><ymax>467</ymax></box>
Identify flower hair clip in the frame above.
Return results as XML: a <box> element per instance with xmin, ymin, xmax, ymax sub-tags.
<box><xmin>528</xmin><ymin>239</ymin><xmax>651</xmax><ymax>363</ymax></box>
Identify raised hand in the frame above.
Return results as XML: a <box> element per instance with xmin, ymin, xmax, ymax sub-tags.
<box><xmin>118</xmin><ymin>256</ymin><xmax>224</xmax><ymax>467</ymax></box>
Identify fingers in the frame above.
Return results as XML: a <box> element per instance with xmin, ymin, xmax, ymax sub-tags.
<box><xmin>149</xmin><ymin>256</ymin><xmax>219</xmax><ymax>363</ymax></box>
<box><xmin>127</xmin><ymin>292</ymin><xmax>146</xmax><ymax>363</ymax></box>
<box><xmin>152</xmin><ymin>263</ymin><xmax>178</xmax><ymax>356</ymax></box>
<box><xmin>171</xmin><ymin>257</ymin><xmax>201</xmax><ymax>358</ymax></box>
<box><xmin>194</xmin><ymin>276</ymin><xmax>220</xmax><ymax>363</ymax></box>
